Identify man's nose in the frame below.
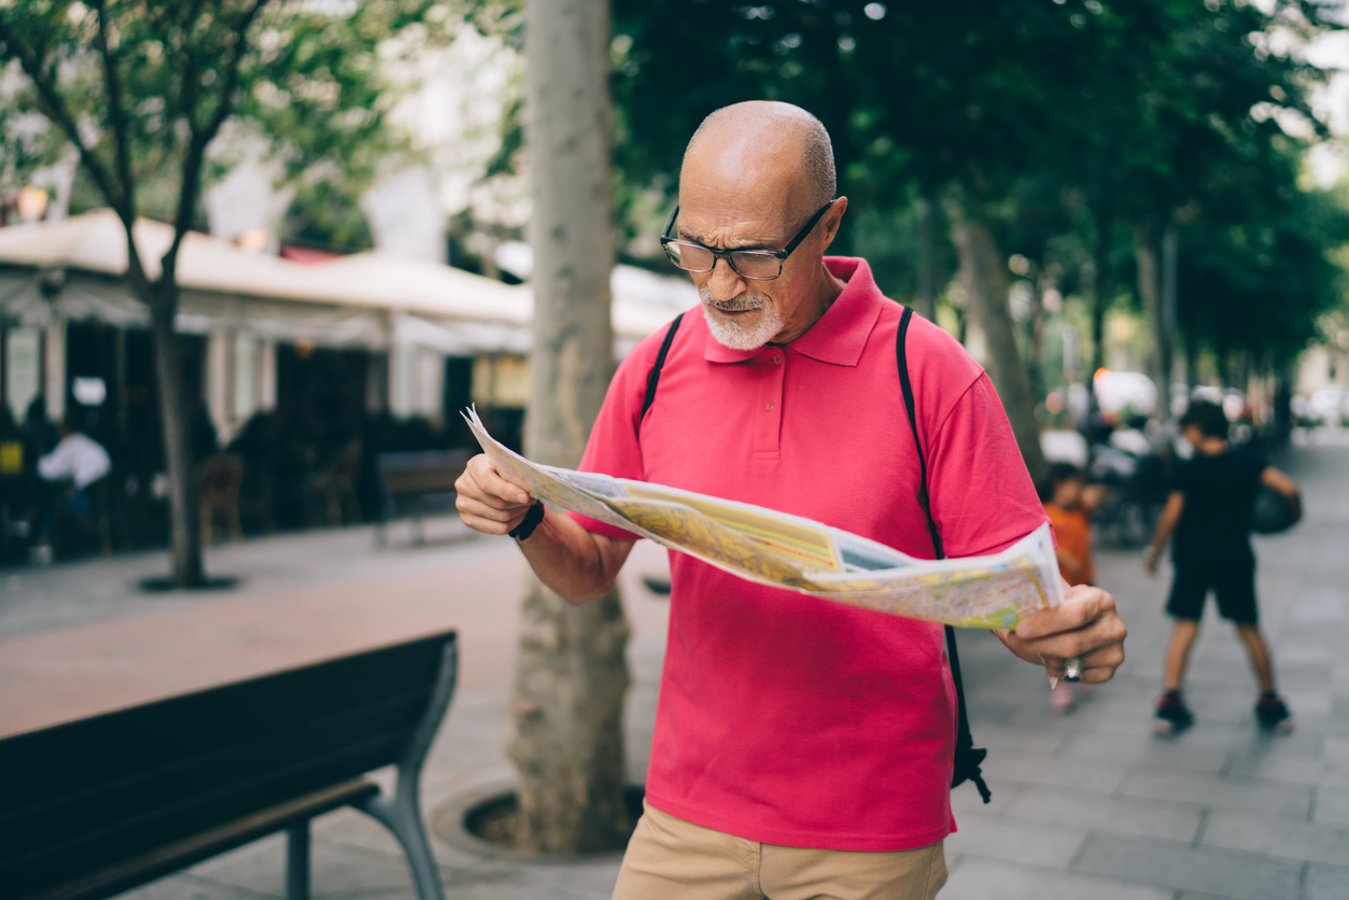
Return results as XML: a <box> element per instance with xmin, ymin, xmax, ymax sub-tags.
<box><xmin>704</xmin><ymin>255</ymin><xmax>745</xmax><ymax>300</ymax></box>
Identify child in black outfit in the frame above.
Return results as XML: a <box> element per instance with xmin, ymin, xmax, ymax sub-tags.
<box><xmin>1144</xmin><ymin>399</ymin><xmax>1301</xmax><ymax>735</ymax></box>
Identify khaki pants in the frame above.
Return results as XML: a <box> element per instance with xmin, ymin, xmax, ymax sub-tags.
<box><xmin>613</xmin><ymin>802</ymin><xmax>947</xmax><ymax>900</ymax></box>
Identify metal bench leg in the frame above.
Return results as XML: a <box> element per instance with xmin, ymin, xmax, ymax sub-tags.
<box><xmin>360</xmin><ymin>787</ymin><xmax>445</xmax><ymax>900</ymax></box>
<box><xmin>287</xmin><ymin>820</ymin><xmax>311</xmax><ymax>900</ymax></box>
<box><xmin>354</xmin><ymin>637</ymin><xmax>456</xmax><ymax>900</ymax></box>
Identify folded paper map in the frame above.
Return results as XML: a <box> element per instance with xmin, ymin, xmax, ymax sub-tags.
<box><xmin>463</xmin><ymin>407</ymin><xmax>1063</xmax><ymax>629</ymax></box>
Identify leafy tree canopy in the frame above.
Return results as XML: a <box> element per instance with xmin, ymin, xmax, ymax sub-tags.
<box><xmin>0</xmin><ymin>0</ymin><xmax>447</xmax><ymax>242</ymax></box>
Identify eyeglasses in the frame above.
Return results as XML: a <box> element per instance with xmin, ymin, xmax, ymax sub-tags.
<box><xmin>659</xmin><ymin>199</ymin><xmax>836</xmax><ymax>281</ymax></box>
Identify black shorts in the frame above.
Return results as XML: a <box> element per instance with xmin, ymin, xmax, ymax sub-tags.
<box><xmin>1166</xmin><ymin>561</ymin><xmax>1258</xmax><ymax>624</ymax></box>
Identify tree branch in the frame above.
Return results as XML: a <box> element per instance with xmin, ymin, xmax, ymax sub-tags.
<box><xmin>161</xmin><ymin>0</ymin><xmax>271</xmax><ymax>286</ymax></box>
<box><xmin>0</xmin><ymin>16</ymin><xmax>126</xmax><ymax>217</ymax></box>
<box><xmin>0</xmin><ymin>12</ymin><xmax>155</xmax><ymax>300</ymax></box>
<box><xmin>90</xmin><ymin>0</ymin><xmax>137</xmax><ymax>221</ymax></box>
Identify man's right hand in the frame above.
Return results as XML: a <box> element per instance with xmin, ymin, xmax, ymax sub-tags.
<box><xmin>454</xmin><ymin>454</ymin><xmax>535</xmax><ymax>536</ymax></box>
<box><xmin>453</xmin><ymin>453</ymin><xmax>636</xmax><ymax>604</ymax></box>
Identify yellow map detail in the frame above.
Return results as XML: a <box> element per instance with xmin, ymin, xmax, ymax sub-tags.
<box><xmin>622</xmin><ymin>485</ymin><xmax>840</xmax><ymax>572</ymax></box>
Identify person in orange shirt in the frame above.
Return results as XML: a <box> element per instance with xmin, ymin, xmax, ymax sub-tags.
<box><xmin>1039</xmin><ymin>462</ymin><xmax>1103</xmax><ymax>710</ymax></box>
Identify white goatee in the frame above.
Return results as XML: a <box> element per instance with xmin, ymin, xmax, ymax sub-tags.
<box><xmin>699</xmin><ymin>286</ymin><xmax>783</xmax><ymax>351</ymax></box>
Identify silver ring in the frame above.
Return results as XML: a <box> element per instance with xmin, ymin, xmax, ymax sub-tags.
<box><xmin>1064</xmin><ymin>657</ymin><xmax>1083</xmax><ymax>682</ymax></box>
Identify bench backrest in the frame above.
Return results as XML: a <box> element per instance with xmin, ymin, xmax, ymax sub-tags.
<box><xmin>0</xmin><ymin>630</ymin><xmax>456</xmax><ymax>895</ymax></box>
<box><xmin>376</xmin><ymin>450</ymin><xmax>471</xmax><ymax>497</ymax></box>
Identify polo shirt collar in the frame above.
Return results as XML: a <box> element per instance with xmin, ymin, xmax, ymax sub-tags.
<box><xmin>703</xmin><ymin>257</ymin><xmax>883</xmax><ymax>366</ymax></box>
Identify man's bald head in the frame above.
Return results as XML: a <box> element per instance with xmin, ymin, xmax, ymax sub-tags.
<box><xmin>681</xmin><ymin>101</ymin><xmax>836</xmax><ymax>212</ymax></box>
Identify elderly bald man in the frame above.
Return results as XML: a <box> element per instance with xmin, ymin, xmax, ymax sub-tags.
<box><xmin>456</xmin><ymin>101</ymin><xmax>1126</xmax><ymax>900</ymax></box>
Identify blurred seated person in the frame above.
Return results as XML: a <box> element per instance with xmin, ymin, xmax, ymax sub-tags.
<box><xmin>0</xmin><ymin>402</ymin><xmax>22</xmax><ymax>477</ymax></box>
<box><xmin>0</xmin><ymin>405</ymin><xmax>25</xmax><ymax>544</ymax></box>
<box><xmin>21</xmin><ymin>395</ymin><xmax>57</xmax><ymax>470</ymax></box>
<box><xmin>30</xmin><ymin>417</ymin><xmax>112</xmax><ymax>564</ymax></box>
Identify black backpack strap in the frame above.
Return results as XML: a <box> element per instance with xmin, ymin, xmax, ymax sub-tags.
<box><xmin>642</xmin><ymin>313</ymin><xmax>685</xmax><ymax>420</ymax></box>
<box><xmin>897</xmin><ymin>306</ymin><xmax>991</xmax><ymax>804</ymax></box>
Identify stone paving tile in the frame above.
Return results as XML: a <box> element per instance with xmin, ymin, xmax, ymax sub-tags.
<box><xmin>942</xmin><ymin>810</ymin><xmax>1085</xmax><ymax>867</ymax></box>
<box><xmin>1218</xmin><ymin>732</ymin><xmax>1327</xmax><ymax>769</ymax></box>
<box><xmin>1001</xmin><ymin>786</ymin><xmax>1203</xmax><ymax>843</ymax></box>
<box><xmin>312</xmin><ymin>807</ymin><xmax>513</xmax><ymax>878</ymax></box>
<box><xmin>951</xmin><ymin>780</ymin><xmax>1023</xmax><ymax>818</ymax></box>
<box><xmin>1313</xmin><ymin>785</ymin><xmax>1349</xmax><ymax>828</ymax></box>
<box><xmin>1118</xmin><ymin>768</ymin><xmax>1312</xmax><ymax>818</ymax></box>
<box><xmin>188</xmin><ymin>839</ymin><xmax>442</xmax><ymax>897</ymax></box>
<box><xmin>1288</xmin><ymin>589</ymin><xmax>1345</xmax><ymax>625</ymax></box>
<box><xmin>120</xmin><ymin>873</ymin><xmax>282</xmax><ymax>899</ymax></box>
<box><xmin>429</xmin><ymin>881</ymin><xmax>603</xmax><ymax>900</ymax></box>
<box><xmin>1307</xmin><ymin>863</ymin><xmax>1349</xmax><ymax>900</ymax></box>
<box><xmin>979</xmin><ymin>748</ymin><xmax>1130</xmax><ymax>794</ymax></box>
<box><xmin>942</xmin><ymin>857</ymin><xmax>1171</xmax><ymax>900</ymax></box>
<box><xmin>1051</xmin><ymin>698</ymin><xmax>1324</xmax><ymax>754</ymax></box>
<box><xmin>1225</xmin><ymin>746</ymin><xmax>1349</xmax><ymax>787</ymax></box>
<box><xmin>952</xmin><ymin>722</ymin><xmax>1070</xmax><ymax>757</ymax></box>
<box><xmin>1061</xmin><ymin>729</ymin><xmax>1236</xmax><ymax>774</ymax></box>
<box><xmin>512</xmin><ymin>858</ymin><xmax>627</xmax><ymax>897</ymax></box>
<box><xmin>1313</xmin><ymin>713</ymin><xmax>1349</xmax><ymax>738</ymax></box>
<box><xmin>1180</xmin><ymin>687</ymin><xmax>1335</xmax><ymax>729</ymax></box>
<box><xmin>188</xmin><ymin>833</ymin><xmax>286</xmax><ymax>879</ymax></box>
<box><xmin>1278</xmin><ymin>688</ymin><xmax>1339</xmax><ymax>718</ymax></box>
<box><xmin>1201</xmin><ymin>810</ymin><xmax>1349</xmax><ymax>865</ymax></box>
<box><xmin>1072</xmin><ymin>833</ymin><xmax>1303</xmax><ymax>900</ymax></box>
<box><xmin>423</xmin><ymin>762</ymin><xmax>518</xmax><ymax>807</ymax></box>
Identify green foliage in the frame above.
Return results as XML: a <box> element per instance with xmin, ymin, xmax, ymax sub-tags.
<box><xmin>597</xmin><ymin>0</ymin><xmax>1347</xmax><ymax>375</ymax></box>
<box><xmin>0</xmin><ymin>0</ymin><xmax>445</xmax><ymax>246</ymax></box>
<box><xmin>1178</xmin><ymin>167</ymin><xmax>1349</xmax><ymax>368</ymax></box>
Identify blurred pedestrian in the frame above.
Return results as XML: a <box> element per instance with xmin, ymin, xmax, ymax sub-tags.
<box><xmin>1038</xmin><ymin>462</ymin><xmax>1103</xmax><ymax>712</ymax></box>
<box><xmin>1144</xmin><ymin>399</ymin><xmax>1301</xmax><ymax>735</ymax></box>
<box><xmin>456</xmin><ymin>100</ymin><xmax>1127</xmax><ymax>899</ymax></box>
<box><xmin>30</xmin><ymin>416</ymin><xmax>111</xmax><ymax>564</ymax></box>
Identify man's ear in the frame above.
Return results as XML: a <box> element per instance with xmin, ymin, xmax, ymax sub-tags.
<box><xmin>819</xmin><ymin>196</ymin><xmax>848</xmax><ymax>252</ymax></box>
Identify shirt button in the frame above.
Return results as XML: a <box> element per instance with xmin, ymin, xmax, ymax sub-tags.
<box><xmin>772</xmin><ymin>355</ymin><xmax>782</xmax><ymax>365</ymax></box>
<box><xmin>765</xmin><ymin>401</ymin><xmax>775</xmax><ymax>411</ymax></box>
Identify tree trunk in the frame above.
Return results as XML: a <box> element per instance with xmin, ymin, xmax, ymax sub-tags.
<box><xmin>512</xmin><ymin>0</ymin><xmax>631</xmax><ymax>853</ymax></box>
<box><xmin>1183</xmin><ymin>331</ymin><xmax>1199</xmax><ymax>398</ymax></box>
<box><xmin>1089</xmin><ymin>201</ymin><xmax>1112</xmax><ymax>379</ymax></box>
<box><xmin>1272</xmin><ymin>368</ymin><xmax>1293</xmax><ymax>447</ymax></box>
<box><xmin>1158</xmin><ymin>223</ymin><xmax>1178</xmax><ymax>418</ymax></box>
<box><xmin>148</xmin><ymin>282</ymin><xmax>205</xmax><ymax>586</ymax></box>
<box><xmin>1026</xmin><ymin>273</ymin><xmax>1045</xmax><ymax>405</ymax></box>
<box><xmin>946</xmin><ymin>198</ymin><xmax>1045</xmax><ymax>477</ymax></box>
<box><xmin>1132</xmin><ymin>223</ymin><xmax>1164</xmax><ymax>402</ymax></box>
<box><xmin>916</xmin><ymin>186</ymin><xmax>942</xmax><ymax>322</ymax></box>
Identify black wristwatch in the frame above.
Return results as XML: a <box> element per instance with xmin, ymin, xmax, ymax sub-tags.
<box><xmin>508</xmin><ymin>500</ymin><xmax>545</xmax><ymax>541</ymax></box>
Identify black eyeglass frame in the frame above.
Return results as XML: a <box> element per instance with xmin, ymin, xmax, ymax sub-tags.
<box><xmin>659</xmin><ymin>198</ymin><xmax>837</xmax><ymax>281</ymax></box>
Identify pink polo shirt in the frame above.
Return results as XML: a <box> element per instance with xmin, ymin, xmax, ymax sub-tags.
<box><xmin>572</xmin><ymin>257</ymin><xmax>1046</xmax><ymax>851</ymax></box>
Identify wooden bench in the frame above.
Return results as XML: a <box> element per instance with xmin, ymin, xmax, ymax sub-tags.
<box><xmin>375</xmin><ymin>450</ymin><xmax>473</xmax><ymax>546</ymax></box>
<box><xmin>0</xmin><ymin>629</ymin><xmax>458</xmax><ymax>899</ymax></box>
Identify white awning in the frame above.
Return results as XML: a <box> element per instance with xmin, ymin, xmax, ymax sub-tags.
<box><xmin>0</xmin><ymin>210</ymin><xmax>681</xmax><ymax>354</ymax></box>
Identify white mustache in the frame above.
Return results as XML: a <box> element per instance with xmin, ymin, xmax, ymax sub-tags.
<box><xmin>699</xmin><ymin>286</ymin><xmax>768</xmax><ymax>313</ymax></box>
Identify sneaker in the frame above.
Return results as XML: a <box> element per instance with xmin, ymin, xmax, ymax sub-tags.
<box><xmin>1255</xmin><ymin>693</ymin><xmax>1294</xmax><ymax>733</ymax></box>
<box><xmin>1153</xmin><ymin>692</ymin><xmax>1194</xmax><ymax>735</ymax></box>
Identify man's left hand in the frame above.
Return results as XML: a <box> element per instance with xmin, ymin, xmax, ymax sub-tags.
<box><xmin>996</xmin><ymin>585</ymin><xmax>1127</xmax><ymax>683</ymax></box>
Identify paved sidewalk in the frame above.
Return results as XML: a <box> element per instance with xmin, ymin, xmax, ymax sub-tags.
<box><xmin>3</xmin><ymin>433</ymin><xmax>1347</xmax><ymax>899</ymax></box>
